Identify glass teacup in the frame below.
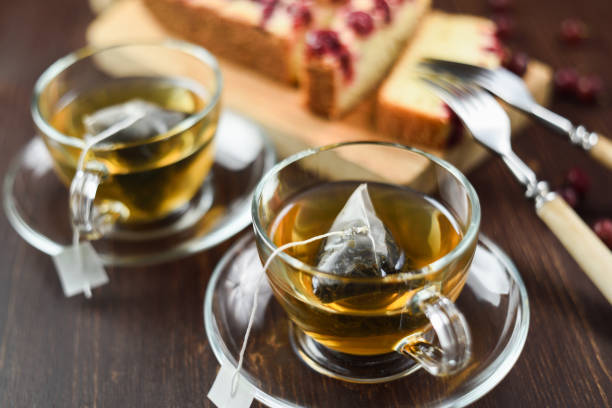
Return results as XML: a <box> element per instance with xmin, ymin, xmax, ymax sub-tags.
<box><xmin>32</xmin><ymin>41</ymin><xmax>222</xmax><ymax>239</ymax></box>
<box><xmin>252</xmin><ymin>142</ymin><xmax>480</xmax><ymax>382</ymax></box>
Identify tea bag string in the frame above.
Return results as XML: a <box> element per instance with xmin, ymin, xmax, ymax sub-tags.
<box><xmin>358</xmin><ymin>200</ymin><xmax>380</xmax><ymax>270</ymax></box>
<box><xmin>231</xmin><ymin>226</ymin><xmax>370</xmax><ymax>395</ymax></box>
<box><xmin>76</xmin><ymin>106</ymin><xmax>147</xmax><ymax>170</ymax></box>
<box><xmin>72</xmin><ymin>108</ymin><xmax>147</xmax><ymax>298</ymax></box>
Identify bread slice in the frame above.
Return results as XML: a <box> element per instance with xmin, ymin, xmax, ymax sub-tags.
<box><xmin>303</xmin><ymin>0</ymin><xmax>431</xmax><ymax>118</ymax></box>
<box><xmin>377</xmin><ymin>12</ymin><xmax>501</xmax><ymax>149</ymax></box>
<box><xmin>143</xmin><ymin>0</ymin><xmax>336</xmax><ymax>84</ymax></box>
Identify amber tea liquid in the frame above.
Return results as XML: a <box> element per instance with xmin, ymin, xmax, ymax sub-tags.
<box><xmin>45</xmin><ymin>77</ymin><xmax>217</xmax><ymax>223</ymax></box>
<box><xmin>269</xmin><ymin>181</ymin><xmax>470</xmax><ymax>355</ymax></box>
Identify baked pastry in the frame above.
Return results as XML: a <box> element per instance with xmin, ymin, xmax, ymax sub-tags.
<box><xmin>304</xmin><ymin>0</ymin><xmax>431</xmax><ymax>118</ymax></box>
<box><xmin>143</xmin><ymin>0</ymin><xmax>335</xmax><ymax>84</ymax></box>
<box><xmin>377</xmin><ymin>12</ymin><xmax>501</xmax><ymax>148</ymax></box>
<box><xmin>144</xmin><ymin>1</ymin><xmax>502</xmax><ymax>142</ymax></box>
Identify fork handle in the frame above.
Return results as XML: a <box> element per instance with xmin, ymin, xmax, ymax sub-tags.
<box><xmin>529</xmin><ymin>105</ymin><xmax>612</xmax><ymax>170</ymax></box>
<box><xmin>536</xmin><ymin>195</ymin><xmax>612</xmax><ymax>304</ymax></box>
<box><xmin>529</xmin><ymin>104</ymin><xmax>574</xmax><ymax>135</ymax></box>
<box><xmin>590</xmin><ymin>134</ymin><xmax>612</xmax><ymax>170</ymax></box>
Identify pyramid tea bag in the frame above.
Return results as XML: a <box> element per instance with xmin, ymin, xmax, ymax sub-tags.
<box><xmin>83</xmin><ymin>99</ymin><xmax>187</xmax><ymax>145</ymax></box>
<box><xmin>313</xmin><ymin>183</ymin><xmax>405</xmax><ymax>303</ymax></box>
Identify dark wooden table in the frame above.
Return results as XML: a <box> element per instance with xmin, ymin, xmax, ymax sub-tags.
<box><xmin>1</xmin><ymin>0</ymin><xmax>611</xmax><ymax>406</ymax></box>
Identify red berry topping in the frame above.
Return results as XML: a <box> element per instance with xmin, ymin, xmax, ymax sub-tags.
<box><xmin>593</xmin><ymin>219</ymin><xmax>612</xmax><ymax>249</ymax></box>
<box><xmin>493</xmin><ymin>15</ymin><xmax>515</xmax><ymax>39</ymax></box>
<box><xmin>503</xmin><ymin>50</ymin><xmax>529</xmax><ymax>77</ymax></box>
<box><xmin>260</xmin><ymin>0</ymin><xmax>278</xmax><ymax>26</ymax></box>
<box><xmin>347</xmin><ymin>11</ymin><xmax>374</xmax><ymax>37</ymax></box>
<box><xmin>554</xmin><ymin>67</ymin><xmax>579</xmax><ymax>96</ymax></box>
<box><xmin>306</xmin><ymin>30</ymin><xmax>353</xmax><ymax>81</ymax></box>
<box><xmin>556</xmin><ymin>185</ymin><xmax>580</xmax><ymax>208</ymax></box>
<box><xmin>565</xmin><ymin>167</ymin><xmax>591</xmax><ymax>197</ymax></box>
<box><xmin>307</xmin><ymin>30</ymin><xmax>342</xmax><ymax>56</ymax></box>
<box><xmin>488</xmin><ymin>0</ymin><xmax>513</xmax><ymax>12</ymax></box>
<box><xmin>576</xmin><ymin>75</ymin><xmax>603</xmax><ymax>103</ymax></box>
<box><xmin>374</xmin><ymin>0</ymin><xmax>391</xmax><ymax>24</ymax></box>
<box><xmin>288</xmin><ymin>4</ymin><xmax>312</xmax><ymax>29</ymax></box>
<box><xmin>560</xmin><ymin>18</ymin><xmax>589</xmax><ymax>44</ymax></box>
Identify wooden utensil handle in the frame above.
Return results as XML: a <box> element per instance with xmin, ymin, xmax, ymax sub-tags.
<box><xmin>590</xmin><ymin>134</ymin><xmax>612</xmax><ymax>170</ymax></box>
<box><xmin>537</xmin><ymin>195</ymin><xmax>612</xmax><ymax>304</ymax></box>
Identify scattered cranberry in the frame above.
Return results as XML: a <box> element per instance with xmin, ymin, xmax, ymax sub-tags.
<box><xmin>488</xmin><ymin>0</ymin><xmax>513</xmax><ymax>12</ymax></box>
<box><xmin>565</xmin><ymin>167</ymin><xmax>591</xmax><ymax>197</ymax></box>
<box><xmin>560</xmin><ymin>18</ymin><xmax>589</xmax><ymax>45</ymax></box>
<box><xmin>576</xmin><ymin>75</ymin><xmax>603</xmax><ymax>103</ymax></box>
<box><xmin>556</xmin><ymin>185</ymin><xmax>580</xmax><ymax>208</ymax></box>
<box><xmin>347</xmin><ymin>11</ymin><xmax>374</xmax><ymax>37</ymax></box>
<box><xmin>493</xmin><ymin>15</ymin><xmax>515</xmax><ymax>39</ymax></box>
<box><xmin>503</xmin><ymin>50</ymin><xmax>529</xmax><ymax>77</ymax></box>
<box><xmin>593</xmin><ymin>219</ymin><xmax>612</xmax><ymax>249</ymax></box>
<box><xmin>554</xmin><ymin>67</ymin><xmax>579</xmax><ymax>96</ymax></box>
<box><xmin>374</xmin><ymin>0</ymin><xmax>391</xmax><ymax>24</ymax></box>
<box><xmin>288</xmin><ymin>4</ymin><xmax>312</xmax><ymax>29</ymax></box>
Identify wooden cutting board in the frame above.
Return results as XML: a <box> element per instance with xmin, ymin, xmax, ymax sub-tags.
<box><xmin>87</xmin><ymin>0</ymin><xmax>553</xmax><ymax>183</ymax></box>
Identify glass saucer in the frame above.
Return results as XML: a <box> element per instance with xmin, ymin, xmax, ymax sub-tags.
<box><xmin>3</xmin><ymin>110</ymin><xmax>275</xmax><ymax>266</ymax></box>
<box><xmin>204</xmin><ymin>232</ymin><xmax>530</xmax><ymax>407</ymax></box>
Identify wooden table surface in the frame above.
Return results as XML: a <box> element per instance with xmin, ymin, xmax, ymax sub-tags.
<box><xmin>1</xmin><ymin>0</ymin><xmax>610</xmax><ymax>406</ymax></box>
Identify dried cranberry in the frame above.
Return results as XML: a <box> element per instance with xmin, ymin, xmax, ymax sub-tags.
<box><xmin>503</xmin><ymin>51</ymin><xmax>529</xmax><ymax>77</ymax></box>
<box><xmin>560</xmin><ymin>18</ymin><xmax>588</xmax><ymax>44</ymax></box>
<box><xmin>593</xmin><ymin>219</ymin><xmax>612</xmax><ymax>249</ymax></box>
<box><xmin>493</xmin><ymin>15</ymin><xmax>515</xmax><ymax>39</ymax></box>
<box><xmin>347</xmin><ymin>11</ymin><xmax>374</xmax><ymax>36</ymax></box>
<box><xmin>576</xmin><ymin>75</ymin><xmax>603</xmax><ymax>103</ymax></box>
<box><xmin>556</xmin><ymin>185</ymin><xmax>580</xmax><ymax>208</ymax></box>
<box><xmin>554</xmin><ymin>67</ymin><xmax>579</xmax><ymax>96</ymax></box>
<box><xmin>565</xmin><ymin>167</ymin><xmax>590</xmax><ymax>197</ymax></box>
<box><xmin>374</xmin><ymin>0</ymin><xmax>391</xmax><ymax>24</ymax></box>
<box><xmin>307</xmin><ymin>30</ymin><xmax>341</xmax><ymax>56</ymax></box>
<box><xmin>488</xmin><ymin>0</ymin><xmax>513</xmax><ymax>12</ymax></box>
<box><xmin>289</xmin><ymin>4</ymin><xmax>312</xmax><ymax>29</ymax></box>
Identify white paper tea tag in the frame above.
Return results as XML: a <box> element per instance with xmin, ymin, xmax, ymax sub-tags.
<box><xmin>52</xmin><ymin>242</ymin><xmax>109</xmax><ymax>297</ymax></box>
<box><xmin>208</xmin><ymin>364</ymin><xmax>255</xmax><ymax>408</ymax></box>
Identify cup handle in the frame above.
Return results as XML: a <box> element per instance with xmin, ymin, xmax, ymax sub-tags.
<box><xmin>69</xmin><ymin>165</ymin><xmax>127</xmax><ymax>239</ymax></box>
<box><xmin>396</xmin><ymin>288</ymin><xmax>472</xmax><ymax>376</ymax></box>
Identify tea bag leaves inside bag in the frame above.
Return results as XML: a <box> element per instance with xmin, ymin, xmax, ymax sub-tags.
<box><xmin>313</xmin><ymin>183</ymin><xmax>405</xmax><ymax>303</ymax></box>
<box><xmin>83</xmin><ymin>99</ymin><xmax>187</xmax><ymax>145</ymax></box>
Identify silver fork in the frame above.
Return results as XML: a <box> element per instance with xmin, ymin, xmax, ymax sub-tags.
<box><xmin>421</xmin><ymin>75</ymin><xmax>612</xmax><ymax>304</ymax></box>
<box><xmin>420</xmin><ymin>59</ymin><xmax>612</xmax><ymax>170</ymax></box>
